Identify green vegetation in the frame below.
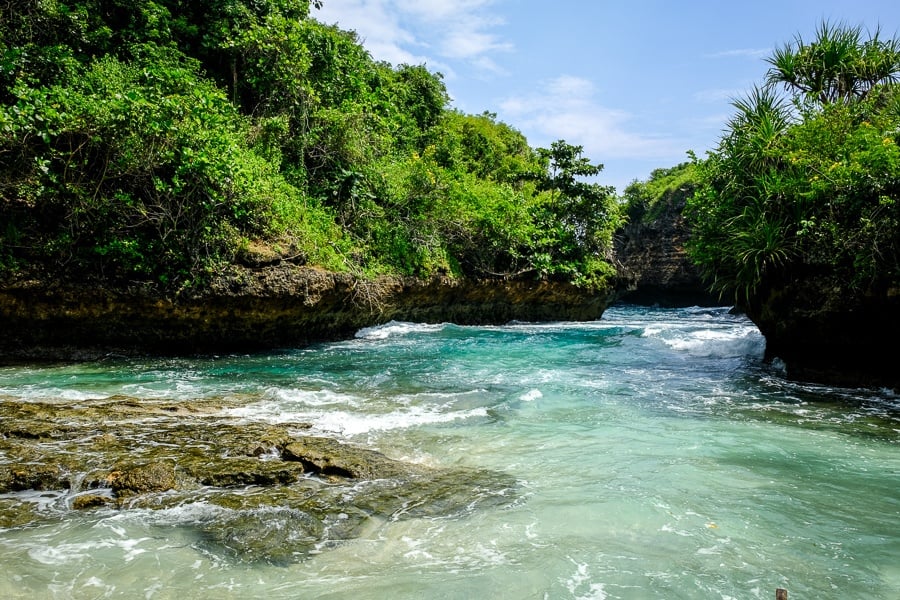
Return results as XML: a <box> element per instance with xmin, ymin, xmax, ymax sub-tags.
<box><xmin>0</xmin><ymin>0</ymin><xmax>619</xmax><ymax>291</ymax></box>
<box><xmin>686</xmin><ymin>21</ymin><xmax>900</xmax><ymax>303</ymax></box>
<box><xmin>621</xmin><ymin>162</ymin><xmax>699</xmax><ymax>225</ymax></box>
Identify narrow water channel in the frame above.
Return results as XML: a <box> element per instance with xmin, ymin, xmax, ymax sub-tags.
<box><xmin>1</xmin><ymin>305</ymin><xmax>897</xmax><ymax>599</ymax></box>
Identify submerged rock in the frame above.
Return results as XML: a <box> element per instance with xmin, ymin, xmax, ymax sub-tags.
<box><xmin>0</xmin><ymin>398</ymin><xmax>520</xmax><ymax>562</ymax></box>
<box><xmin>0</xmin><ymin>498</ymin><xmax>40</xmax><ymax>528</ymax></box>
<box><xmin>343</xmin><ymin>468</ymin><xmax>520</xmax><ymax>522</ymax></box>
<box><xmin>282</xmin><ymin>437</ymin><xmax>422</xmax><ymax>480</ymax></box>
<box><xmin>199</xmin><ymin>507</ymin><xmax>325</xmax><ymax>565</ymax></box>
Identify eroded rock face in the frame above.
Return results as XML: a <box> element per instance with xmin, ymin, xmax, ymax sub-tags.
<box><xmin>747</xmin><ymin>277</ymin><xmax>900</xmax><ymax>390</ymax></box>
<box><xmin>614</xmin><ymin>193</ymin><xmax>718</xmax><ymax>307</ymax></box>
<box><xmin>0</xmin><ymin>398</ymin><xmax>519</xmax><ymax>563</ymax></box>
<box><xmin>0</xmin><ymin>266</ymin><xmax>614</xmax><ymax>359</ymax></box>
<box><xmin>613</xmin><ymin>191</ymin><xmax>900</xmax><ymax>389</ymax></box>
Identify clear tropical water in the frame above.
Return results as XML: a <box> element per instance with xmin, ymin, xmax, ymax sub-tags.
<box><xmin>0</xmin><ymin>305</ymin><xmax>898</xmax><ymax>599</ymax></box>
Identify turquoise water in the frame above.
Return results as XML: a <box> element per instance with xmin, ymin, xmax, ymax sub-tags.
<box><xmin>1</xmin><ymin>305</ymin><xmax>898</xmax><ymax>599</ymax></box>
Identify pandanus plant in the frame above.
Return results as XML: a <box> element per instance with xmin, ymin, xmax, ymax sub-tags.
<box><xmin>687</xmin><ymin>20</ymin><xmax>900</xmax><ymax>304</ymax></box>
<box><xmin>765</xmin><ymin>20</ymin><xmax>900</xmax><ymax>106</ymax></box>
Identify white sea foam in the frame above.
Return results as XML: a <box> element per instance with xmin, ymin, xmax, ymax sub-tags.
<box><xmin>563</xmin><ymin>559</ymin><xmax>608</xmax><ymax>600</ymax></box>
<box><xmin>81</xmin><ymin>577</ymin><xmax>112</xmax><ymax>592</ymax></box>
<box><xmin>28</xmin><ymin>537</ymin><xmax>149</xmax><ymax>565</ymax></box>
<box><xmin>0</xmin><ymin>387</ymin><xmax>112</xmax><ymax>402</ymax></box>
<box><xmin>355</xmin><ymin>321</ymin><xmax>446</xmax><ymax>340</ymax></box>
<box><xmin>268</xmin><ymin>387</ymin><xmax>362</xmax><ymax>408</ymax></box>
<box><xmin>396</xmin><ymin>388</ymin><xmax>488</xmax><ymax>402</ymax></box>
<box><xmin>223</xmin><ymin>395</ymin><xmax>488</xmax><ymax>435</ymax></box>
<box><xmin>118</xmin><ymin>384</ymin><xmax>177</xmax><ymax>398</ymax></box>
<box><xmin>520</xmin><ymin>389</ymin><xmax>543</xmax><ymax>402</ymax></box>
<box><xmin>311</xmin><ymin>406</ymin><xmax>489</xmax><ymax>436</ymax></box>
<box><xmin>58</xmin><ymin>389</ymin><xmax>112</xmax><ymax>401</ymax></box>
<box><xmin>100</xmin><ymin>501</ymin><xmax>225</xmax><ymax>530</ymax></box>
<box><xmin>222</xmin><ymin>389</ymin><xmax>363</xmax><ymax>422</ymax></box>
<box><xmin>646</xmin><ymin>325</ymin><xmax>764</xmax><ymax>359</ymax></box>
<box><xmin>660</xmin><ymin>523</ymin><xmax>694</xmax><ymax>537</ymax></box>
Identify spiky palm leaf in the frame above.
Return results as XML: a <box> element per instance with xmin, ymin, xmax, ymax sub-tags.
<box><xmin>766</xmin><ymin>20</ymin><xmax>900</xmax><ymax>105</ymax></box>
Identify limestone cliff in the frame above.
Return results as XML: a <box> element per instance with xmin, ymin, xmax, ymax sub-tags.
<box><xmin>614</xmin><ymin>187</ymin><xmax>718</xmax><ymax>307</ymax></box>
<box><xmin>0</xmin><ymin>266</ymin><xmax>614</xmax><ymax>359</ymax></box>
<box><xmin>746</xmin><ymin>275</ymin><xmax>900</xmax><ymax>389</ymax></box>
<box><xmin>613</xmin><ymin>180</ymin><xmax>899</xmax><ymax>389</ymax></box>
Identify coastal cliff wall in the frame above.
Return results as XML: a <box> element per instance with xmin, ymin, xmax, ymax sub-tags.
<box><xmin>747</xmin><ymin>276</ymin><xmax>900</xmax><ymax>389</ymax></box>
<box><xmin>0</xmin><ymin>266</ymin><xmax>614</xmax><ymax>359</ymax></box>
<box><xmin>614</xmin><ymin>182</ymin><xmax>899</xmax><ymax>389</ymax></box>
<box><xmin>613</xmin><ymin>191</ymin><xmax>718</xmax><ymax>307</ymax></box>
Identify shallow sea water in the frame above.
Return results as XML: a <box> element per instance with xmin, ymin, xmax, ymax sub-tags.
<box><xmin>0</xmin><ymin>305</ymin><xmax>898</xmax><ymax>599</ymax></box>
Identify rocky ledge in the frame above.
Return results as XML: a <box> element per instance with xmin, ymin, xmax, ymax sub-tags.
<box><xmin>614</xmin><ymin>190</ymin><xmax>899</xmax><ymax>390</ymax></box>
<box><xmin>0</xmin><ymin>264</ymin><xmax>615</xmax><ymax>360</ymax></box>
<box><xmin>746</xmin><ymin>276</ymin><xmax>900</xmax><ymax>390</ymax></box>
<box><xmin>0</xmin><ymin>397</ymin><xmax>518</xmax><ymax>563</ymax></box>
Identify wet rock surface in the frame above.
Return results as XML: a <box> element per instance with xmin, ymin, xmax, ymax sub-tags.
<box><xmin>0</xmin><ymin>398</ymin><xmax>519</xmax><ymax>563</ymax></box>
<box><xmin>746</xmin><ymin>276</ymin><xmax>900</xmax><ymax>390</ymax></box>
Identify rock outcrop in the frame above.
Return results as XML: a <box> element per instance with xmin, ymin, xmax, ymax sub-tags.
<box><xmin>0</xmin><ymin>398</ymin><xmax>519</xmax><ymax>563</ymax></box>
<box><xmin>615</xmin><ymin>195</ymin><xmax>900</xmax><ymax>389</ymax></box>
<box><xmin>747</xmin><ymin>276</ymin><xmax>900</xmax><ymax>389</ymax></box>
<box><xmin>0</xmin><ymin>265</ymin><xmax>615</xmax><ymax>359</ymax></box>
<box><xmin>614</xmin><ymin>191</ymin><xmax>718</xmax><ymax>307</ymax></box>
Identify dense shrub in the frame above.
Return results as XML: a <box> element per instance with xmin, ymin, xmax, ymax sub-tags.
<box><xmin>1</xmin><ymin>1</ymin><xmax>620</xmax><ymax>290</ymax></box>
<box><xmin>686</xmin><ymin>22</ymin><xmax>900</xmax><ymax>302</ymax></box>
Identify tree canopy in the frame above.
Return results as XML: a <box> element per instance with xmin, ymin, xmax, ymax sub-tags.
<box><xmin>686</xmin><ymin>21</ymin><xmax>900</xmax><ymax>304</ymax></box>
<box><xmin>621</xmin><ymin>161</ymin><xmax>699</xmax><ymax>225</ymax></box>
<box><xmin>0</xmin><ymin>0</ymin><xmax>620</xmax><ymax>291</ymax></box>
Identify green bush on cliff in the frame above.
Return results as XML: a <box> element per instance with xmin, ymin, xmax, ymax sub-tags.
<box><xmin>686</xmin><ymin>21</ymin><xmax>900</xmax><ymax>303</ymax></box>
<box><xmin>0</xmin><ymin>0</ymin><xmax>620</xmax><ymax>290</ymax></box>
<box><xmin>0</xmin><ymin>49</ymin><xmax>348</xmax><ymax>282</ymax></box>
<box><xmin>621</xmin><ymin>162</ymin><xmax>699</xmax><ymax>225</ymax></box>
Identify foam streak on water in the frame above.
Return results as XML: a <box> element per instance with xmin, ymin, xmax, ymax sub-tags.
<box><xmin>1</xmin><ymin>305</ymin><xmax>898</xmax><ymax>599</ymax></box>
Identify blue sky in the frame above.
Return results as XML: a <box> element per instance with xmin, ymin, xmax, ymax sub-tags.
<box><xmin>315</xmin><ymin>1</ymin><xmax>900</xmax><ymax>193</ymax></box>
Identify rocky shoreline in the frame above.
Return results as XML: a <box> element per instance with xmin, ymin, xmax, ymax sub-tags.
<box><xmin>745</xmin><ymin>276</ymin><xmax>900</xmax><ymax>390</ymax></box>
<box><xmin>0</xmin><ymin>397</ymin><xmax>518</xmax><ymax>563</ymax></box>
<box><xmin>0</xmin><ymin>264</ymin><xmax>615</xmax><ymax>361</ymax></box>
<box><xmin>614</xmin><ymin>192</ymin><xmax>900</xmax><ymax>391</ymax></box>
<box><xmin>3</xmin><ymin>219</ymin><xmax>897</xmax><ymax>389</ymax></box>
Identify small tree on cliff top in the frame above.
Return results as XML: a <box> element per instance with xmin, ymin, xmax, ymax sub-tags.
<box><xmin>533</xmin><ymin>140</ymin><xmax>619</xmax><ymax>258</ymax></box>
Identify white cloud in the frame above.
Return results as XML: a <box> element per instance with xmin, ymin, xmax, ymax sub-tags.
<box><xmin>314</xmin><ymin>0</ymin><xmax>510</xmax><ymax>73</ymax></box>
<box><xmin>469</xmin><ymin>56</ymin><xmax>506</xmax><ymax>76</ymax></box>
<box><xmin>442</xmin><ymin>30</ymin><xmax>512</xmax><ymax>59</ymax></box>
<box><xmin>499</xmin><ymin>76</ymin><xmax>683</xmax><ymax>161</ymax></box>
<box><xmin>315</xmin><ymin>0</ymin><xmax>421</xmax><ymax>65</ymax></box>
<box><xmin>705</xmin><ymin>48</ymin><xmax>770</xmax><ymax>59</ymax></box>
<box><xmin>546</xmin><ymin>75</ymin><xmax>595</xmax><ymax>98</ymax></box>
<box><xmin>693</xmin><ymin>87</ymin><xmax>742</xmax><ymax>103</ymax></box>
<box><xmin>393</xmin><ymin>0</ymin><xmax>497</xmax><ymax>22</ymax></box>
